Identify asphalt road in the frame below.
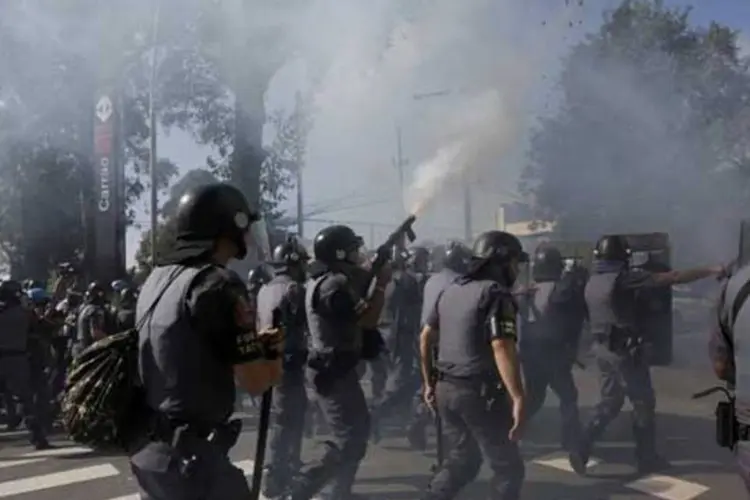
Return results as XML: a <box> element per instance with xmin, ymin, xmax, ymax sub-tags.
<box><xmin>0</xmin><ymin>330</ymin><xmax>743</xmax><ymax>499</ymax></box>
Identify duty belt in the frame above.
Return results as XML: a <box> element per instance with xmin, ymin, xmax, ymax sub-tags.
<box><xmin>150</xmin><ymin>415</ymin><xmax>242</xmax><ymax>452</ymax></box>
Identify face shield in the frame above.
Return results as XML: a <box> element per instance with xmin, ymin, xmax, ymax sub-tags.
<box><xmin>630</xmin><ymin>251</ymin><xmax>649</xmax><ymax>268</ymax></box>
<box><xmin>347</xmin><ymin>236</ymin><xmax>366</xmax><ymax>265</ymax></box>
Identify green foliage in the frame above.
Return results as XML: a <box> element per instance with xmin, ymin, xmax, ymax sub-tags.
<box><xmin>0</xmin><ymin>0</ymin><xmax>299</xmax><ymax>278</ymax></box>
<box><xmin>521</xmin><ymin>0</ymin><xmax>750</xmax><ymax>258</ymax></box>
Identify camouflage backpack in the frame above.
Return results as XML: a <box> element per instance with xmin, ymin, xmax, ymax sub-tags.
<box><xmin>62</xmin><ymin>268</ymin><xmax>185</xmax><ymax>451</ymax></box>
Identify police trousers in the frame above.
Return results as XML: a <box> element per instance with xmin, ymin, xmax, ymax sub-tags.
<box><xmin>0</xmin><ymin>353</ymin><xmax>44</xmax><ymax>441</ymax></box>
<box><xmin>736</xmin><ymin>441</ymin><xmax>750</xmax><ymax>494</ymax></box>
<box><xmin>291</xmin><ymin>367</ymin><xmax>370</xmax><ymax>500</ymax></box>
<box><xmin>423</xmin><ymin>378</ymin><xmax>524</xmax><ymax>500</ymax></box>
<box><xmin>264</xmin><ymin>366</ymin><xmax>308</xmax><ymax>496</ymax></box>
<box><xmin>130</xmin><ymin>425</ymin><xmax>248</xmax><ymax>500</ymax></box>
<box><xmin>521</xmin><ymin>343</ymin><xmax>581</xmax><ymax>450</ymax></box>
<box><xmin>582</xmin><ymin>341</ymin><xmax>657</xmax><ymax>459</ymax></box>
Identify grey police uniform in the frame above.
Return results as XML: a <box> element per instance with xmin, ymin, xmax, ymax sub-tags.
<box><xmin>0</xmin><ymin>302</ymin><xmax>46</xmax><ymax>444</ymax></box>
<box><xmin>712</xmin><ymin>264</ymin><xmax>750</xmax><ymax>492</ymax></box>
<box><xmin>423</xmin><ymin>277</ymin><xmax>524</xmax><ymax>500</ymax></box>
<box><xmin>372</xmin><ymin>269</ymin><xmax>422</xmax><ymax>417</ymax></box>
<box><xmin>518</xmin><ymin>274</ymin><xmax>584</xmax><ymax>450</ymax></box>
<box><xmin>408</xmin><ymin>268</ymin><xmax>460</xmax><ymax>442</ymax></box>
<box><xmin>130</xmin><ymin>264</ymin><xmax>265</xmax><ymax>500</ymax></box>
<box><xmin>289</xmin><ymin>269</ymin><xmax>370</xmax><ymax>500</ymax></box>
<box><xmin>578</xmin><ymin>261</ymin><xmax>660</xmax><ymax>466</ymax></box>
<box><xmin>73</xmin><ymin>303</ymin><xmax>105</xmax><ymax>358</ymax></box>
<box><xmin>257</xmin><ymin>274</ymin><xmax>309</xmax><ymax>497</ymax></box>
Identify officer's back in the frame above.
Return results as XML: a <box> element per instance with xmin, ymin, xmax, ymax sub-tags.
<box><xmin>419</xmin><ymin>231</ymin><xmax>527</xmax><ymax>500</ymax></box>
<box><xmin>420</xmin><ymin>242</ymin><xmax>471</xmax><ymax>329</ymax></box>
<box><xmin>0</xmin><ymin>283</ymin><xmax>29</xmax><ymax>354</ymax></box>
<box><xmin>130</xmin><ymin>183</ymin><xmax>284</xmax><ymax>500</ymax></box>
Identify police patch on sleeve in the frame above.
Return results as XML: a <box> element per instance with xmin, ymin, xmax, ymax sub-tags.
<box><xmin>499</xmin><ymin>299</ymin><xmax>517</xmax><ymax>338</ymax></box>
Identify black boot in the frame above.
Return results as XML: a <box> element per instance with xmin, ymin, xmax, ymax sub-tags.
<box><xmin>633</xmin><ymin>421</ymin><xmax>670</xmax><ymax>475</ymax></box>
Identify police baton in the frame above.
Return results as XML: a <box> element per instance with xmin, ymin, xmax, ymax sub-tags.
<box><xmin>249</xmin><ymin>309</ymin><xmax>282</xmax><ymax>500</ymax></box>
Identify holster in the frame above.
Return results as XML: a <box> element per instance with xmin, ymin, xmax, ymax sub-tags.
<box><xmin>308</xmin><ymin>351</ymin><xmax>359</xmax><ymax>396</ymax></box>
<box><xmin>715</xmin><ymin>400</ymin><xmax>739</xmax><ymax>449</ymax></box>
<box><xmin>598</xmin><ymin>327</ymin><xmax>643</xmax><ymax>355</ymax></box>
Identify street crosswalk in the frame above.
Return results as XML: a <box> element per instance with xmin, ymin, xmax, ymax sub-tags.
<box><xmin>532</xmin><ymin>453</ymin><xmax>711</xmax><ymax>500</ymax></box>
<box><xmin>0</xmin><ymin>443</ymin><xmax>263</xmax><ymax>500</ymax></box>
<box><xmin>0</xmin><ymin>426</ymin><xmax>723</xmax><ymax>500</ymax></box>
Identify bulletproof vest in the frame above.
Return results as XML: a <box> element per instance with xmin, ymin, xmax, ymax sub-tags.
<box><xmin>305</xmin><ymin>271</ymin><xmax>361</xmax><ymax>356</ymax></box>
<box><xmin>257</xmin><ymin>274</ymin><xmax>307</xmax><ymax>352</ymax></box>
<box><xmin>0</xmin><ymin>304</ymin><xmax>29</xmax><ymax>352</ymax></box>
<box><xmin>584</xmin><ymin>271</ymin><xmax>637</xmax><ymax>336</ymax></box>
<box><xmin>137</xmin><ymin>264</ymin><xmax>235</xmax><ymax>424</ymax></box>
<box><xmin>379</xmin><ymin>271</ymin><xmax>418</xmax><ymax>331</ymax></box>
<box><xmin>720</xmin><ymin>264</ymin><xmax>750</xmax><ymax>425</ymax></box>
<box><xmin>420</xmin><ymin>268</ymin><xmax>459</xmax><ymax>327</ymax></box>
<box><xmin>435</xmin><ymin>278</ymin><xmax>500</xmax><ymax>379</ymax></box>
<box><xmin>520</xmin><ymin>281</ymin><xmax>555</xmax><ymax>343</ymax></box>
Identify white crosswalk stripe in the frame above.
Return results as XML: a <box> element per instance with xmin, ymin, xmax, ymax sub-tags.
<box><xmin>0</xmin><ymin>445</ymin><xmax>269</xmax><ymax>500</ymax></box>
<box><xmin>0</xmin><ymin>464</ymin><xmax>119</xmax><ymax>497</ymax></box>
<box><xmin>532</xmin><ymin>453</ymin><xmax>711</xmax><ymax>500</ymax></box>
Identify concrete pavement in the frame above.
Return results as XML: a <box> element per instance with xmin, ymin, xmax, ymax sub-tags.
<box><xmin>0</xmin><ymin>329</ymin><xmax>743</xmax><ymax>499</ymax></box>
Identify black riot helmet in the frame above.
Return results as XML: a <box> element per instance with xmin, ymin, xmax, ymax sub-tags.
<box><xmin>444</xmin><ymin>241</ymin><xmax>471</xmax><ymax>273</ymax></box>
<box><xmin>85</xmin><ymin>281</ymin><xmax>106</xmax><ymax>304</ymax></box>
<box><xmin>409</xmin><ymin>246</ymin><xmax>430</xmax><ymax>273</ymax></box>
<box><xmin>313</xmin><ymin>225</ymin><xmax>364</xmax><ymax>265</ymax></box>
<box><xmin>119</xmin><ymin>288</ymin><xmax>137</xmax><ymax>308</ymax></box>
<box><xmin>594</xmin><ymin>235</ymin><xmax>631</xmax><ymax>262</ymax></box>
<box><xmin>271</xmin><ymin>235</ymin><xmax>310</xmax><ymax>268</ymax></box>
<box><xmin>174</xmin><ymin>183</ymin><xmax>260</xmax><ymax>260</ymax></box>
<box><xmin>469</xmin><ymin>231</ymin><xmax>528</xmax><ymax>285</ymax></box>
<box><xmin>532</xmin><ymin>245</ymin><xmax>564</xmax><ymax>281</ymax></box>
<box><xmin>247</xmin><ymin>265</ymin><xmax>271</xmax><ymax>288</ymax></box>
<box><xmin>471</xmin><ymin>231</ymin><xmax>528</xmax><ymax>263</ymax></box>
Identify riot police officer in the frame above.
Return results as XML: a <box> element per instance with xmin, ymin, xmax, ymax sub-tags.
<box><xmin>408</xmin><ymin>241</ymin><xmax>471</xmax><ymax>449</ymax></box>
<box><xmin>569</xmin><ymin>234</ymin><xmax>724</xmax><ymax>476</ymax></box>
<box><xmin>370</xmin><ymin>247</ymin><xmax>422</xmax><ymax>442</ymax></box>
<box><xmin>73</xmin><ymin>282</ymin><xmax>108</xmax><ymax>358</ymax></box>
<box><xmin>287</xmin><ymin>225</ymin><xmax>390</xmax><ymax>500</ymax></box>
<box><xmin>129</xmin><ymin>183</ymin><xmax>284</xmax><ymax>499</ymax></box>
<box><xmin>0</xmin><ymin>280</ymin><xmax>50</xmax><ymax>449</ymax></box>
<box><xmin>259</xmin><ymin>236</ymin><xmax>311</xmax><ymax>499</ymax></box>
<box><xmin>710</xmin><ymin>262</ymin><xmax>749</xmax><ymax>492</ymax></box>
<box><xmin>27</xmin><ymin>288</ymin><xmax>57</xmax><ymax>431</ymax></box>
<box><xmin>115</xmin><ymin>287</ymin><xmax>137</xmax><ymax>331</ymax></box>
<box><xmin>419</xmin><ymin>231</ymin><xmax>526</xmax><ymax>500</ymax></box>
<box><xmin>518</xmin><ymin>245</ymin><xmax>586</xmax><ymax>451</ymax></box>
<box><xmin>248</xmin><ymin>265</ymin><xmax>272</xmax><ymax>298</ymax></box>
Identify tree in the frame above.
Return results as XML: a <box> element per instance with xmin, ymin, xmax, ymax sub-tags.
<box><xmin>521</xmin><ymin>0</ymin><xmax>750</xmax><ymax>262</ymax></box>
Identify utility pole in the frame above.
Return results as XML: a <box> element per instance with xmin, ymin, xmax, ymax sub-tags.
<box><xmin>294</xmin><ymin>91</ymin><xmax>304</xmax><ymax>238</ymax></box>
<box><xmin>148</xmin><ymin>0</ymin><xmax>161</xmax><ymax>267</ymax></box>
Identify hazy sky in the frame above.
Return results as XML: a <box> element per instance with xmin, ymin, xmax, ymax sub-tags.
<box><xmin>126</xmin><ymin>0</ymin><xmax>750</xmax><ymax>267</ymax></box>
